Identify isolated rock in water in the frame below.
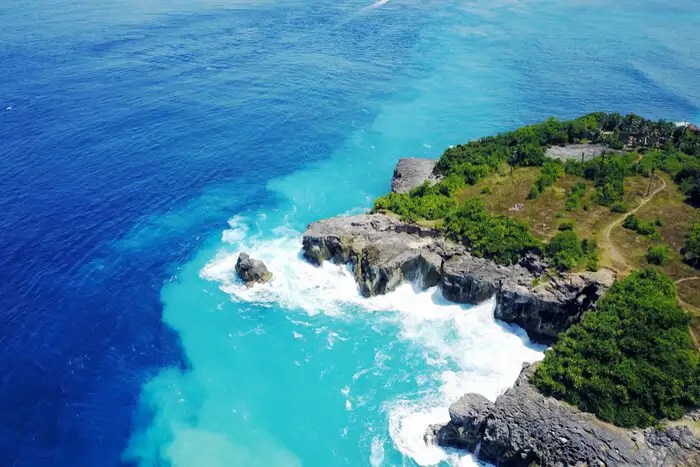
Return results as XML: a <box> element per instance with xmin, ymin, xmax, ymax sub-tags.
<box><xmin>302</xmin><ymin>213</ymin><xmax>612</xmax><ymax>343</ymax></box>
<box><xmin>235</xmin><ymin>252</ymin><xmax>272</xmax><ymax>286</ymax></box>
<box><xmin>391</xmin><ymin>158</ymin><xmax>440</xmax><ymax>193</ymax></box>
<box><xmin>429</xmin><ymin>363</ymin><xmax>700</xmax><ymax>466</ymax></box>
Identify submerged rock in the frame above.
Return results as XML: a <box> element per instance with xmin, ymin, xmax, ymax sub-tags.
<box><xmin>302</xmin><ymin>213</ymin><xmax>611</xmax><ymax>343</ymax></box>
<box><xmin>235</xmin><ymin>252</ymin><xmax>272</xmax><ymax>286</ymax></box>
<box><xmin>391</xmin><ymin>158</ymin><xmax>440</xmax><ymax>193</ymax></box>
<box><xmin>429</xmin><ymin>363</ymin><xmax>700</xmax><ymax>466</ymax></box>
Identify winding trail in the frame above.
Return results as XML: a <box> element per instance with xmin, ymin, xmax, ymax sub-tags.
<box><xmin>595</xmin><ymin>177</ymin><xmax>700</xmax><ymax>351</ymax></box>
<box><xmin>599</xmin><ymin>175</ymin><xmax>667</xmax><ymax>274</ymax></box>
<box><xmin>675</xmin><ymin>276</ymin><xmax>700</xmax><ymax>286</ymax></box>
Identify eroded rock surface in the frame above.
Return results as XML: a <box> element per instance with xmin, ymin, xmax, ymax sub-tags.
<box><xmin>430</xmin><ymin>364</ymin><xmax>700</xmax><ymax>467</ymax></box>
<box><xmin>235</xmin><ymin>252</ymin><xmax>272</xmax><ymax>286</ymax></box>
<box><xmin>302</xmin><ymin>213</ymin><xmax>612</xmax><ymax>343</ymax></box>
<box><xmin>391</xmin><ymin>158</ymin><xmax>440</xmax><ymax>193</ymax></box>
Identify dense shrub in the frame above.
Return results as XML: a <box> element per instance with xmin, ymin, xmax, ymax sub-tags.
<box><xmin>622</xmin><ymin>214</ymin><xmax>639</xmax><ymax>230</ymax></box>
<box><xmin>510</xmin><ymin>143</ymin><xmax>546</xmax><ymax>167</ymax></box>
<box><xmin>533</xmin><ymin>269</ymin><xmax>700</xmax><ymax>428</ymax></box>
<box><xmin>683</xmin><ymin>224</ymin><xmax>700</xmax><ymax>268</ymax></box>
<box><xmin>434</xmin><ymin>114</ymin><xmax>700</xmax><ymax>194</ymax></box>
<box><xmin>564</xmin><ymin>159</ymin><xmax>584</xmax><ymax>176</ymax></box>
<box><xmin>558</xmin><ymin>220</ymin><xmax>575</xmax><ymax>231</ymax></box>
<box><xmin>581</xmin><ymin>238</ymin><xmax>600</xmax><ymax>271</ymax></box>
<box><xmin>646</xmin><ymin>245</ymin><xmax>670</xmax><ymax>265</ymax></box>
<box><xmin>582</xmin><ymin>153</ymin><xmax>636</xmax><ymax>207</ymax></box>
<box><xmin>565</xmin><ymin>183</ymin><xmax>588</xmax><ymax>211</ymax></box>
<box><xmin>442</xmin><ymin>199</ymin><xmax>538</xmax><ymax>265</ymax></box>
<box><xmin>622</xmin><ymin>214</ymin><xmax>656</xmax><ymax>236</ymax></box>
<box><xmin>610</xmin><ymin>201</ymin><xmax>628</xmax><ymax>213</ymax></box>
<box><xmin>529</xmin><ymin>160</ymin><xmax>564</xmax><ymax>199</ymax></box>
<box><xmin>372</xmin><ymin>180</ymin><xmax>459</xmax><ymax>222</ymax></box>
<box><xmin>546</xmin><ymin>230</ymin><xmax>584</xmax><ymax>270</ymax></box>
<box><xmin>675</xmin><ymin>165</ymin><xmax>700</xmax><ymax>205</ymax></box>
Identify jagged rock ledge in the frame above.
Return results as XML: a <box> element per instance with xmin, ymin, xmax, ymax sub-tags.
<box><xmin>301</xmin><ymin>213</ymin><xmax>613</xmax><ymax>344</ymax></box>
<box><xmin>428</xmin><ymin>363</ymin><xmax>700</xmax><ymax>466</ymax></box>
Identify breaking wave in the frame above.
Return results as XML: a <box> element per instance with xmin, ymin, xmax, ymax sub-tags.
<box><xmin>200</xmin><ymin>216</ymin><xmax>545</xmax><ymax>465</ymax></box>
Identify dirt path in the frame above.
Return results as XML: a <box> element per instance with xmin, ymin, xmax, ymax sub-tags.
<box><xmin>599</xmin><ymin>175</ymin><xmax>667</xmax><ymax>274</ymax></box>
<box><xmin>675</xmin><ymin>276</ymin><xmax>700</xmax><ymax>286</ymax></box>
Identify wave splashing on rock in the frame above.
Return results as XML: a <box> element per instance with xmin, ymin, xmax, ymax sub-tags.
<box><xmin>200</xmin><ymin>215</ymin><xmax>545</xmax><ymax>466</ymax></box>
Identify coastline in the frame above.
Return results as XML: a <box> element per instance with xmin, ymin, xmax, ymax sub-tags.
<box><xmin>297</xmin><ymin>156</ymin><xmax>700</xmax><ymax>466</ymax></box>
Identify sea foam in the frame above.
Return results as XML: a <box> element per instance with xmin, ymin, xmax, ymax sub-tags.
<box><xmin>200</xmin><ymin>216</ymin><xmax>545</xmax><ymax>466</ymax></box>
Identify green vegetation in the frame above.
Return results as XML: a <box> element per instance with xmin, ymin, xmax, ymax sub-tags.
<box><xmin>545</xmin><ymin>230</ymin><xmax>598</xmax><ymax>271</ymax></box>
<box><xmin>683</xmin><ymin>224</ymin><xmax>700</xmax><ymax>268</ymax></box>
<box><xmin>610</xmin><ymin>201</ymin><xmax>628</xmax><ymax>213</ymax></box>
<box><xmin>442</xmin><ymin>199</ymin><xmax>539</xmax><ymax>265</ymax></box>
<box><xmin>372</xmin><ymin>176</ymin><xmax>464</xmax><ymax>222</ymax></box>
<box><xmin>529</xmin><ymin>160</ymin><xmax>564</xmax><ymax>199</ymax></box>
<box><xmin>533</xmin><ymin>269</ymin><xmax>700</xmax><ymax>428</ymax></box>
<box><xmin>373</xmin><ymin>113</ymin><xmax>700</xmax><ymax>274</ymax></box>
<box><xmin>546</xmin><ymin>230</ymin><xmax>584</xmax><ymax>270</ymax></box>
<box><xmin>369</xmin><ymin>114</ymin><xmax>700</xmax><ymax>428</ymax></box>
<box><xmin>565</xmin><ymin>182</ymin><xmax>587</xmax><ymax>211</ymax></box>
<box><xmin>622</xmin><ymin>214</ymin><xmax>657</xmax><ymax>236</ymax></box>
<box><xmin>646</xmin><ymin>245</ymin><xmax>670</xmax><ymax>265</ymax></box>
<box><xmin>558</xmin><ymin>220</ymin><xmax>575</xmax><ymax>231</ymax></box>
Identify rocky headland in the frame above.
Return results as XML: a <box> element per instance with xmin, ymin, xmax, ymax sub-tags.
<box><xmin>300</xmin><ymin>155</ymin><xmax>700</xmax><ymax>466</ymax></box>
<box><xmin>302</xmin><ymin>212</ymin><xmax>612</xmax><ymax>344</ymax></box>
<box><xmin>429</xmin><ymin>363</ymin><xmax>700</xmax><ymax>467</ymax></box>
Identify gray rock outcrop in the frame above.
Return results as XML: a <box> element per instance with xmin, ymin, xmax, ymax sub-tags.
<box><xmin>429</xmin><ymin>363</ymin><xmax>700</xmax><ymax>466</ymax></box>
<box><xmin>235</xmin><ymin>252</ymin><xmax>272</xmax><ymax>286</ymax></box>
<box><xmin>391</xmin><ymin>158</ymin><xmax>440</xmax><ymax>193</ymax></box>
<box><xmin>302</xmin><ymin>213</ymin><xmax>612</xmax><ymax>344</ymax></box>
<box><xmin>545</xmin><ymin>144</ymin><xmax>623</xmax><ymax>163</ymax></box>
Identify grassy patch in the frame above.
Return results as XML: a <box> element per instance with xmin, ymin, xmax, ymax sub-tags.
<box><xmin>608</xmin><ymin>176</ymin><xmax>700</xmax><ymax>285</ymax></box>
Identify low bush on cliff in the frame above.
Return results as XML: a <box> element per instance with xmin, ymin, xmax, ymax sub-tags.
<box><xmin>533</xmin><ymin>269</ymin><xmax>700</xmax><ymax>428</ymax></box>
<box><xmin>443</xmin><ymin>199</ymin><xmax>539</xmax><ymax>265</ymax></box>
<box><xmin>545</xmin><ymin>230</ymin><xmax>599</xmax><ymax>271</ymax></box>
<box><xmin>372</xmin><ymin>177</ymin><xmax>463</xmax><ymax>222</ymax></box>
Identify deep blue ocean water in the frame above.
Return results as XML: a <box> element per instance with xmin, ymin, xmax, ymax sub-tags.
<box><xmin>1</xmin><ymin>1</ymin><xmax>699</xmax><ymax>466</ymax></box>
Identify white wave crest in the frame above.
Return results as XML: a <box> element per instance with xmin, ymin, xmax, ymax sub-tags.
<box><xmin>363</xmin><ymin>0</ymin><xmax>389</xmax><ymax>11</ymax></box>
<box><xmin>200</xmin><ymin>217</ymin><xmax>545</xmax><ymax>466</ymax></box>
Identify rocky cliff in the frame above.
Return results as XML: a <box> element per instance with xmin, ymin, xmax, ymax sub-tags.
<box><xmin>429</xmin><ymin>363</ymin><xmax>700</xmax><ymax>467</ymax></box>
<box><xmin>302</xmin><ymin>213</ymin><xmax>612</xmax><ymax>344</ymax></box>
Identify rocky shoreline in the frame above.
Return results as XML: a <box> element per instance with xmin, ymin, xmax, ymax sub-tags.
<box><xmin>298</xmin><ymin>157</ymin><xmax>700</xmax><ymax>466</ymax></box>
<box><xmin>302</xmin><ymin>212</ymin><xmax>612</xmax><ymax>344</ymax></box>
<box><xmin>429</xmin><ymin>363</ymin><xmax>700</xmax><ymax>467</ymax></box>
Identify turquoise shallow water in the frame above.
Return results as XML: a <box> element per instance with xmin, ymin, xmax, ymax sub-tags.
<box><xmin>1</xmin><ymin>0</ymin><xmax>699</xmax><ymax>465</ymax></box>
<box><xmin>124</xmin><ymin>2</ymin><xmax>700</xmax><ymax>466</ymax></box>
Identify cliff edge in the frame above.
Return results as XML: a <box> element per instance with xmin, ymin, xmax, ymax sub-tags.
<box><xmin>301</xmin><ymin>212</ymin><xmax>612</xmax><ymax>344</ymax></box>
<box><xmin>429</xmin><ymin>363</ymin><xmax>700</xmax><ymax>467</ymax></box>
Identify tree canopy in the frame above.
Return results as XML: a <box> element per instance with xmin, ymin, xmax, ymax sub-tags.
<box><xmin>533</xmin><ymin>269</ymin><xmax>700</xmax><ymax>428</ymax></box>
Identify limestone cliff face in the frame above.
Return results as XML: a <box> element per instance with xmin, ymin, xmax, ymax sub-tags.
<box><xmin>302</xmin><ymin>213</ymin><xmax>612</xmax><ymax>344</ymax></box>
<box><xmin>429</xmin><ymin>364</ymin><xmax>700</xmax><ymax>467</ymax></box>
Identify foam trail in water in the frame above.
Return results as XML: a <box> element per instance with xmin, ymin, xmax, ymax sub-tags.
<box><xmin>363</xmin><ymin>0</ymin><xmax>389</xmax><ymax>11</ymax></box>
<box><xmin>201</xmin><ymin>216</ymin><xmax>545</xmax><ymax>466</ymax></box>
